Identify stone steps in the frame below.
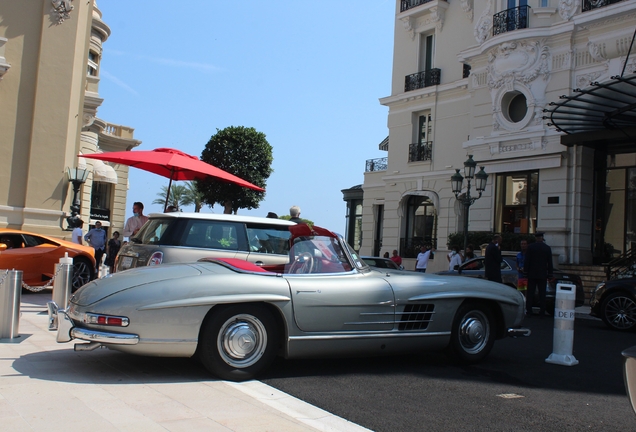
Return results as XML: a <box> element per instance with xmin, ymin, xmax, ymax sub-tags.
<box><xmin>558</xmin><ymin>264</ymin><xmax>606</xmax><ymax>304</ymax></box>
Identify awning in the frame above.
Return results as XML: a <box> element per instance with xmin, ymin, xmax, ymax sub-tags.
<box><xmin>544</xmin><ymin>73</ymin><xmax>636</xmax><ymax>150</ymax></box>
<box><xmin>91</xmin><ymin>159</ymin><xmax>118</xmax><ymax>184</ymax></box>
<box><xmin>89</xmin><ymin>219</ymin><xmax>110</xmax><ymax>227</ymax></box>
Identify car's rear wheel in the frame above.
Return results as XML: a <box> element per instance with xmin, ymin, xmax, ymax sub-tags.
<box><xmin>600</xmin><ymin>292</ymin><xmax>636</xmax><ymax>331</ymax></box>
<box><xmin>449</xmin><ymin>302</ymin><xmax>495</xmax><ymax>363</ymax></box>
<box><xmin>198</xmin><ymin>304</ymin><xmax>278</xmax><ymax>381</ymax></box>
<box><xmin>72</xmin><ymin>257</ymin><xmax>94</xmax><ymax>292</ymax></box>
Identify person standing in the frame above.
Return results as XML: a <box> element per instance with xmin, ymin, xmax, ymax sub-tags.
<box><xmin>525</xmin><ymin>232</ymin><xmax>554</xmax><ymax>316</ymax></box>
<box><xmin>463</xmin><ymin>244</ymin><xmax>476</xmax><ymax>263</ymax></box>
<box><xmin>104</xmin><ymin>231</ymin><xmax>121</xmax><ymax>273</ymax></box>
<box><xmin>516</xmin><ymin>239</ymin><xmax>528</xmax><ymax>298</ymax></box>
<box><xmin>390</xmin><ymin>250</ymin><xmax>402</xmax><ymax>267</ymax></box>
<box><xmin>415</xmin><ymin>244</ymin><xmax>434</xmax><ymax>273</ymax></box>
<box><xmin>123</xmin><ymin>202</ymin><xmax>149</xmax><ymax>238</ymax></box>
<box><xmin>289</xmin><ymin>206</ymin><xmax>302</xmax><ymax>224</ymax></box>
<box><xmin>448</xmin><ymin>246</ymin><xmax>463</xmax><ymax>271</ymax></box>
<box><xmin>484</xmin><ymin>234</ymin><xmax>503</xmax><ymax>283</ymax></box>
<box><xmin>84</xmin><ymin>221</ymin><xmax>107</xmax><ymax>270</ymax></box>
<box><xmin>71</xmin><ymin>219</ymin><xmax>84</xmax><ymax>245</ymax></box>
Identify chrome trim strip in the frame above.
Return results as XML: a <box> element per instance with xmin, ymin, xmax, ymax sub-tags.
<box><xmin>138</xmin><ymin>294</ymin><xmax>291</xmax><ymax>311</ymax></box>
<box><xmin>289</xmin><ymin>331</ymin><xmax>450</xmax><ymax>341</ymax></box>
<box><xmin>71</xmin><ymin>327</ymin><xmax>139</xmax><ymax>345</ymax></box>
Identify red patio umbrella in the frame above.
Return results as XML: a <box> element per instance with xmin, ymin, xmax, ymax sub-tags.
<box><xmin>81</xmin><ymin>148</ymin><xmax>264</xmax><ymax>211</ymax></box>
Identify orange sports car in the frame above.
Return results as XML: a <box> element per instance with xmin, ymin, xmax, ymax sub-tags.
<box><xmin>0</xmin><ymin>228</ymin><xmax>96</xmax><ymax>291</ymax></box>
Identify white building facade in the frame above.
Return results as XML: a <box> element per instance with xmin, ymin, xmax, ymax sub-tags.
<box><xmin>360</xmin><ymin>0</ymin><xmax>636</xmax><ymax>272</ymax></box>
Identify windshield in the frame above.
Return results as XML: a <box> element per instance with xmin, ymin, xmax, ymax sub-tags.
<box><xmin>135</xmin><ymin>219</ymin><xmax>171</xmax><ymax>244</ymax></box>
<box><xmin>285</xmin><ymin>235</ymin><xmax>356</xmax><ymax>274</ymax></box>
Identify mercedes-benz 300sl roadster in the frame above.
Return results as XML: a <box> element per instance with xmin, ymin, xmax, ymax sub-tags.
<box><xmin>55</xmin><ymin>224</ymin><xmax>529</xmax><ymax>381</ymax></box>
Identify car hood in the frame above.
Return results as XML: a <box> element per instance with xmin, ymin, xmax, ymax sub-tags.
<box><xmin>70</xmin><ymin>264</ymin><xmax>203</xmax><ymax>306</ymax></box>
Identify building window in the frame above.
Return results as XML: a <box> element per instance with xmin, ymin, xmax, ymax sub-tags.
<box><xmin>494</xmin><ymin>171</ymin><xmax>538</xmax><ymax>234</ymax></box>
<box><xmin>409</xmin><ymin>113</ymin><xmax>433</xmax><ymax>162</ymax></box>
<box><xmin>502</xmin><ymin>91</ymin><xmax>528</xmax><ymax>123</ymax></box>
<box><xmin>345</xmin><ymin>200</ymin><xmax>363</xmax><ymax>252</ymax></box>
<box><xmin>90</xmin><ymin>182</ymin><xmax>112</xmax><ymax>211</ymax></box>
<box><xmin>87</xmin><ymin>50</ymin><xmax>98</xmax><ymax>76</ymax></box>
<box><xmin>400</xmin><ymin>195</ymin><xmax>437</xmax><ymax>258</ymax></box>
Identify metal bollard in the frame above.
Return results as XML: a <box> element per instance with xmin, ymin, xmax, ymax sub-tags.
<box><xmin>47</xmin><ymin>254</ymin><xmax>73</xmax><ymax>331</ymax></box>
<box><xmin>546</xmin><ymin>283</ymin><xmax>579</xmax><ymax>366</ymax></box>
<box><xmin>0</xmin><ymin>270</ymin><xmax>23</xmax><ymax>339</ymax></box>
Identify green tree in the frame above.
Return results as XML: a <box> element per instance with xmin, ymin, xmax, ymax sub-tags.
<box><xmin>182</xmin><ymin>181</ymin><xmax>205</xmax><ymax>212</ymax></box>
<box><xmin>198</xmin><ymin>126</ymin><xmax>272</xmax><ymax>214</ymax></box>
<box><xmin>153</xmin><ymin>184</ymin><xmax>189</xmax><ymax>210</ymax></box>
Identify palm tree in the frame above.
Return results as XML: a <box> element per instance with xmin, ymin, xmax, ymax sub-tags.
<box><xmin>153</xmin><ymin>184</ymin><xmax>189</xmax><ymax>210</ymax></box>
<box><xmin>183</xmin><ymin>181</ymin><xmax>204</xmax><ymax>212</ymax></box>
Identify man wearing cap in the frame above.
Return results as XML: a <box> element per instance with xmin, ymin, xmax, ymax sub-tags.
<box><xmin>524</xmin><ymin>232</ymin><xmax>554</xmax><ymax>316</ymax></box>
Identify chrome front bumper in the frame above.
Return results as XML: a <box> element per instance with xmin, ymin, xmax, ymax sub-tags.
<box><xmin>56</xmin><ymin>309</ymin><xmax>139</xmax><ymax>346</ymax></box>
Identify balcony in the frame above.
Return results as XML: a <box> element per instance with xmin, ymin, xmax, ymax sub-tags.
<box><xmin>400</xmin><ymin>0</ymin><xmax>438</xmax><ymax>13</ymax></box>
<box><xmin>492</xmin><ymin>5</ymin><xmax>530</xmax><ymax>36</ymax></box>
<box><xmin>409</xmin><ymin>142</ymin><xmax>432</xmax><ymax>162</ymax></box>
<box><xmin>404</xmin><ymin>69</ymin><xmax>441</xmax><ymax>92</ymax></box>
<box><xmin>583</xmin><ymin>0</ymin><xmax>624</xmax><ymax>11</ymax></box>
<box><xmin>366</xmin><ymin>157</ymin><xmax>388</xmax><ymax>172</ymax></box>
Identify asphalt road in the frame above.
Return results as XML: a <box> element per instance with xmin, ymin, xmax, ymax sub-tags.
<box><xmin>261</xmin><ymin>315</ymin><xmax>636</xmax><ymax>431</ymax></box>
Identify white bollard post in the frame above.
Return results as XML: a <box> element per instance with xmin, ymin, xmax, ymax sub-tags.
<box><xmin>0</xmin><ymin>270</ymin><xmax>23</xmax><ymax>340</ymax></box>
<box><xmin>47</xmin><ymin>253</ymin><xmax>73</xmax><ymax>331</ymax></box>
<box><xmin>545</xmin><ymin>282</ymin><xmax>579</xmax><ymax>366</ymax></box>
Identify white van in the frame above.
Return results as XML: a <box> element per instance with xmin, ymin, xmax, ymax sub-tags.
<box><xmin>114</xmin><ymin>213</ymin><xmax>295</xmax><ymax>272</ymax></box>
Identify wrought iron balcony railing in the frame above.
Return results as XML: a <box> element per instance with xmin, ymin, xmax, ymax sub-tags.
<box><xmin>409</xmin><ymin>142</ymin><xmax>432</xmax><ymax>162</ymax></box>
<box><xmin>366</xmin><ymin>157</ymin><xmax>388</xmax><ymax>172</ymax></box>
<box><xmin>492</xmin><ymin>5</ymin><xmax>530</xmax><ymax>36</ymax></box>
<box><xmin>400</xmin><ymin>0</ymin><xmax>438</xmax><ymax>13</ymax></box>
<box><xmin>583</xmin><ymin>0</ymin><xmax>623</xmax><ymax>12</ymax></box>
<box><xmin>404</xmin><ymin>69</ymin><xmax>441</xmax><ymax>92</ymax></box>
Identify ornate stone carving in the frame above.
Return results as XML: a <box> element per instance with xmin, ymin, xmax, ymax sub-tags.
<box><xmin>487</xmin><ymin>41</ymin><xmax>551</xmax><ymax>90</ymax></box>
<box><xmin>461</xmin><ymin>0</ymin><xmax>474</xmax><ymax>21</ymax></box>
<box><xmin>51</xmin><ymin>0</ymin><xmax>73</xmax><ymax>25</ymax></box>
<box><xmin>400</xmin><ymin>16</ymin><xmax>416</xmax><ymax>40</ymax></box>
<box><xmin>575</xmin><ymin>71</ymin><xmax>605</xmax><ymax>88</ymax></box>
<box><xmin>474</xmin><ymin>0</ymin><xmax>493</xmax><ymax>44</ymax></box>
<box><xmin>430</xmin><ymin>5</ymin><xmax>446</xmax><ymax>31</ymax></box>
<box><xmin>587</xmin><ymin>41</ymin><xmax>607</xmax><ymax>62</ymax></box>
<box><xmin>621</xmin><ymin>56</ymin><xmax>636</xmax><ymax>75</ymax></box>
<box><xmin>558</xmin><ymin>0</ymin><xmax>580</xmax><ymax>21</ymax></box>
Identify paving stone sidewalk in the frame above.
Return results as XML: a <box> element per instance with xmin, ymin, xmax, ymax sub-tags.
<box><xmin>0</xmin><ymin>293</ymin><xmax>369</xmax><ymax>432</ymax></box>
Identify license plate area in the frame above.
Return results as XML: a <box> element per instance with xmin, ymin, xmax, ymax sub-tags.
<box><xmin>121</xmin><ymin>256</ymin><xmax>135</xmax><ymax>269</ymax></box>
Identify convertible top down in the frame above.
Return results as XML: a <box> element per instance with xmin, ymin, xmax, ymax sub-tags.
<box><xmin>56</xmin><ymin>224</ymin><xmax>529</xmax><ymax>381</ymax></box>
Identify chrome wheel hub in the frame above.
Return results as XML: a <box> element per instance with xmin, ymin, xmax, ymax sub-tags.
<box><xmin>458</xmin><ymin>311</ymin><xmax>489</xmax><ymax>354</ymax></box>
<box><xmin>218</xmin><ymin>314</ymin><xmax>267</xmax><ymax>368</ymax></box>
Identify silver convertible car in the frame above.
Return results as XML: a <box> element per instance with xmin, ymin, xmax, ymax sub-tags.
<box><xmin>55</xmin><ymin>224</ymin><xmax>529</xmax><ymax>381</ymax></box>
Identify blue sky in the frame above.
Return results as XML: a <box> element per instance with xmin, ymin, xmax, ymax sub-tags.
<box><xmin>96</xmin><ymin>1</ymin><xmax>395</xmax><ymax>233</ymax></box>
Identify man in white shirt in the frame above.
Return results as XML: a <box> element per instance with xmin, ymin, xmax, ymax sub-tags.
<box><xmin>71</xmin><ymin>219</ymin><xmax>84</xmax><ymax>245</ymax></box>
<box><xmin>123</xmin><ymin>202</ymin><xmax>149</xmax><ymax>238</ymax></box>
<box><xmin>415</xmin><ymin>244</ymin><xmax>434</xmax><ymax>273</ymax></box>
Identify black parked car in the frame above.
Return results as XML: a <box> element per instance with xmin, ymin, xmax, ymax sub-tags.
<box><xmin>361</xmin><ymin>256</ymin><xmax>403</xmax><ymax>270</ymax></box>
<box><xmin>437</xmin><ymin>254</ymin><xmax>585</xmax><ymax>313</ymax></box>
<box><xmin>590</xmin><ymin>278</ymin><xmax>636</xmax><ymax>331</ymax></box>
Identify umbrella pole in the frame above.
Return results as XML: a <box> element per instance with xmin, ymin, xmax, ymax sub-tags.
<box><xmin>164</xmin><ymin>174</ymin><xmax>174</xmax><ymax>212</ymax></box>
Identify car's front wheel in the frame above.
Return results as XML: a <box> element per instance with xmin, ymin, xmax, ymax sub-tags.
<box><xmin>601</xmin><ymin>292</ymin><xmax>636</xmax><ymax>331</ymax></box>
<box><xmin>72</xmin><ymin>257</ymin><xmax>94</xmax><ymax>291</ymax></box>
<box><xmin>198</xmin><ymin>304</ymin><xmax>278</xmax><ymax>381</ymax></box>
<box><xmin>449</xmin><ymin>302</ymin><xmax>495</xmax><ymax>363</ymax></box>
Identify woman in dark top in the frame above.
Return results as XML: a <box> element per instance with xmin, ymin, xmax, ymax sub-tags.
<box><xmin>105</xmin><ymin>231</ymin><xmax>121</xmax><ymax>273</ymax></box>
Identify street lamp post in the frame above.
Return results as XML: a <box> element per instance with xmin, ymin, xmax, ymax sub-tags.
<box><xmin>66</xmin><ymin>166</ymin><xmax>89</xmax><ymax>230</ymax></box>
<box><xmin>451</xmin><ymin>155</ymin><xmax>488</xmax><ymax>253</ymax></box>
